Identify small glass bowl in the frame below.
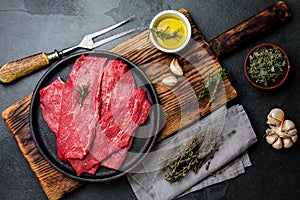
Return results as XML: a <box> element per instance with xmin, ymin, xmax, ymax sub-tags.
<box><xmin>243</xmin><ymin>43</ymin><xmax>290</xmax><ymax>90</ymax></box>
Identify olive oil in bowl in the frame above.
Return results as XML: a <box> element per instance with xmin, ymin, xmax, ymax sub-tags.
<box><xmin>149</xmin><ymin>10</ymin><xmax>191</xmax><ymax>53</ymax></box>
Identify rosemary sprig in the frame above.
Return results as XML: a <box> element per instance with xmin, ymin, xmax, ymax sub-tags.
<box><xmin>74</xmin><ymin>84</ymin><xmax>90</xmax><ymax>107</ymax></box>
<box><xmin>159</xmin><ymin>129</ymin><xmax>236</xmax><ymax>183</ymax></box>
<box><xmin>193</xmin><ymin>69</ymin><xmax>228</xmax><ymax>103</ymax></box>
<box><xmin>150</xmin><ymin>26</ymin><xmax>182</xmax><ymax>41</ymax></box>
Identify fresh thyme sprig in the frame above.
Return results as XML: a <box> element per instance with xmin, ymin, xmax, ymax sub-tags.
<box><xmin>159</xmin><ymin>129</ymin><xmax>236</xmax><ymax>183</ymax></box>
<box><xmin>74</xmin><ymin>84</ymin><xmax>90</xmax><ymax>108</ymax></box>
<box><xmin>193</xmin><ymin>69</ymin><xmax>228</xmax><ymax>103</ymax></box>
<box><xmin>150</xmin><ymin>26</ymin><xmax>182</xmax><ymax>41</ymax></box>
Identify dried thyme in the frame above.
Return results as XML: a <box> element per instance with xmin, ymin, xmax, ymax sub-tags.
<box><xmin>159</xmin><ymin>129</ymin><xmax>236</xmax><ymax>183</ymax></box>
<box><xmin>247</xmin><ymin>46</ymin><xmax>286</xmax><ymax>86</ymax></box>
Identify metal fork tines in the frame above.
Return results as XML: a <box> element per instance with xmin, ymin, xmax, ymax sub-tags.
<box><xmin>54</xmin><ymin>16</ymin><xmax>136</xmax><ymax>58</ymax></box>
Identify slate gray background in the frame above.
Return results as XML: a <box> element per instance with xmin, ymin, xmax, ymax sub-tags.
<box><xmin>1</xmin><ymin>0</ymin><xmax>299</xmax><ymax>199</ymax></box>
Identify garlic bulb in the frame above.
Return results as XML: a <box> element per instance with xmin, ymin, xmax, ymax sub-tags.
<box><xmin>169</xmin><ymin>58</ymin><xmax>183</xmax><ymax>76</ymax></box>
<box><xmin>265</xmin><ymin>108</ymin><xmax>297</xmax><ymax>149</ymax></box>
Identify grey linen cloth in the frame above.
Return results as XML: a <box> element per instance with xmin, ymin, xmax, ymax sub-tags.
<box><xmin>126</xmin><ymin>105</ymin><xmax>257</xmax><ymax>200</ymax></box>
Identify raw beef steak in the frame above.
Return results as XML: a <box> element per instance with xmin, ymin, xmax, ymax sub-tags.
<box><xmin>56</xmin><ymin>55</ymin><xmax>106</xmax><ymax>162</ymax></box>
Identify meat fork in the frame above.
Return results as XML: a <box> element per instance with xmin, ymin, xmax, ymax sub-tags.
<box><xmin>0</xmin><ymin>16</ymin><xmax>136</xmax><ymax>83</ymax></box>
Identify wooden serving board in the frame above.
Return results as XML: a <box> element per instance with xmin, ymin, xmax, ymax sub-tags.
<box><xmin>1</xmin><ymin>3</ymin><xmax>291</xmax><ymax>200</ymax></box>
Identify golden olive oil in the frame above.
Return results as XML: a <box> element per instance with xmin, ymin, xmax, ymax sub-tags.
<box><xmin>152</xmin><ymin>15</ymin><xmax>188</xmax><ymax>50</ymax></box>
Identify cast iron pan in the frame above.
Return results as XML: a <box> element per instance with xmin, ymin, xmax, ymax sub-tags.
<box><xmin>30</xmin><ymin>51</ymin><xmax>162</xmax><ymax>182</ymax></box>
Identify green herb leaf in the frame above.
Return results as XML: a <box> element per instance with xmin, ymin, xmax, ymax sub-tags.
<box><xmin>150</xmin><ymin>26</ymin><xmax>182</xmax><ymax>41</ymax></box>
<box><xmin>75</xmin><ymin>84</ymin><xmax>90</xmax><ymax>108</ymax></box>
<box><xmin>159</xmin><ymin>129</ymin><xmax>236</xmax><ymax>183</ymax></box>
<box><xmin>193</xmin><ymin>69</ymin><xmax>228</xmax><ymax>103</ymax></box>
<box><xmin>247</xmin><ymin>46</ymin><xmax>286</xmax><ymax>86</ymax></box>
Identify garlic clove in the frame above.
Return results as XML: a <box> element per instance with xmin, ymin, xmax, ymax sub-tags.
<box><xmin>170</xmin><ymin>58</ymin><xmax>183</xmax><ymax>76</ymax></box>
<box><xmin>291</xmin><ymin>135</ymin><xmax>298</xmax><ymax>143</ymax></box>
<box><xmin>281</xmin><ymin>120</ymin><xmax>297</xmax><ymax>137</ymax></box>
<box><xmin>272</xmin><ymin>137</ymin><xmax>283</xmax><ymax>149</ymax></box>
<box><xmin>282</xmin><ymin>120</ymin><xmax>295</xmax><ymax>131</ymax></box>
<box><xmin>276</xmin><ymin>128</ymin><xmax>287</xmax><ymax>138</ymax></box>
<box><xmin>267</xmin><ymin>115</ymin><xmax>281</xmax><ymax>126</ymax></box>
<box><xmin>266</xmin><ymin>134</ymin><xmax>279</xmax><ymax>145</ymax></box>
<box><xmin>270</xmin><ymin>108</ymin><xmax>285</xmax><ymax>121</ymax></box>
<box><xmin>162</xmin><ymin>75</ymin><xmax>178</xmax><ymax>86</ymax></box>
<box><xmin>288</xmin><ymin>128</ymin><xmax>297</xmax><ymax>137</ymax></box>
<box><xmin>283</xmin><ymin>138</ymin><xmax>293</xmax><ymax>148</ymax></box>
<box><xmin>267</xmin><ymin>108</ymin><xmax>285</xmax><ymax>126</ymax></box>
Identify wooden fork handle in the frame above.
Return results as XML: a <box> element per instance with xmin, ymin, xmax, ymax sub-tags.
<box><xmin>0</xmin><ymin>52</ymin><xmax>50</xmax><ymax>83</ymax></box>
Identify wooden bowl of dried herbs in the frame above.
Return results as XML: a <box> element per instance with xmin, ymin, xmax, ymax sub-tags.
<box><xmin>244</xmin><ymin>44</ymin><xmax>290</xmax><ymax>90</ymax></box>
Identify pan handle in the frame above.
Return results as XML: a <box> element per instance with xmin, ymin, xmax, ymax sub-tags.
<box><xmin>208</xmin><ymin>1</ymin><xmax>291</xmax><ymax>57</ymax></box>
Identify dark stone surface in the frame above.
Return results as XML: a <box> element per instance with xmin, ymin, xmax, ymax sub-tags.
<box><xmin>1</xmin><ymin>0</ymin><xmax>300</xmax><ymax>199</ymax></box>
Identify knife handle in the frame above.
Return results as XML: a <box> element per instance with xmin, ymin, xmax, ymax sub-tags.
<box><xmin>209</xmin><ymin>1</ymin><xmax>291</xmax><ymax>57</ymax></box>
<box><xmin>0</xmin><ymin>52</ymin><xmax>50</xmax><ymax>83</ymax></box>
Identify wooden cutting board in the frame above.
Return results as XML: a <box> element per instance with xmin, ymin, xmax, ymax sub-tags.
<box><xmin>1</xmin><ymin>3</ymin><xmax>291</xmax><ymax>200</ymax></box>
